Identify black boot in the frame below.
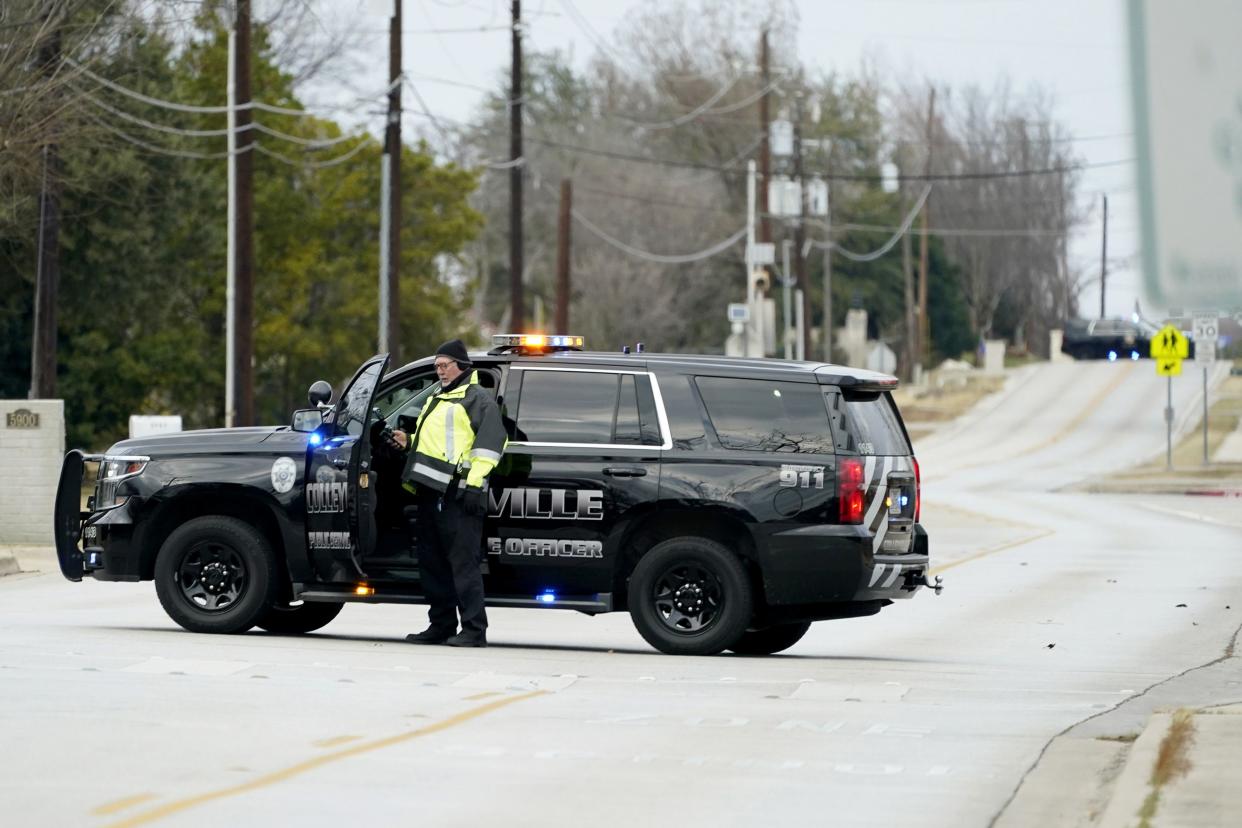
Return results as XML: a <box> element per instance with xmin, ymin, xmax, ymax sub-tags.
<box><xmin>444</xmin><ymin>631</ymin><xmax>487</xmax><ymax>647</ymax></box>
<box><xmin>405</xmin><ymin>627</ymin><xmax>455</xmax><ymax>644</ymax></box>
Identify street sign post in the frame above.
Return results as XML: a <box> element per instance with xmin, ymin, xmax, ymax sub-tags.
<box><xmin>1193</xmin><ymin>314</ymin><xmax>1219</xmax><ymax>464</ymax></box>
<box><xmin>1150</xmin><ymin>322</ymin><xmax>1189</xmax><ymax>469</ymax></box>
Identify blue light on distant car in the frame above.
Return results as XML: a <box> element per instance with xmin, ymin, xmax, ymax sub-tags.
<box><xmin>1108</xmin><ymin>350</ymin><xmax>1118</xmax><ymax>362</ymax></box>
<box><xmin>537</xmin><ymin>590</ymin><xmax>557</xmax><ymax>604</ymax></box>
<box><xmin>1130</xmin><ymin>350</ymin><xmax>1140</xmax><ymax>361</ymax></box>
<box><xmin>308</xmin><ymin>432</ymin><xmax>323</xmax><ymax>446</ymax></box>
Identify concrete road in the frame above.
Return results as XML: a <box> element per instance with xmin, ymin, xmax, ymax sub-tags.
<box><xmin>1</xmin><ymin>360</ymin><xmax>1239</xmax><ymax>828</ymax></box>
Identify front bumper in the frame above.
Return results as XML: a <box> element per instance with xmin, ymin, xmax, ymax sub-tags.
<box><xmin>53</xmin><ymin>450</ymin><xmax>143</xmax><ymax>582</ymax></box>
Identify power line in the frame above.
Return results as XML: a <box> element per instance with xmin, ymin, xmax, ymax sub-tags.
<box><xmin>254</xmin><ymin>139</ymin><xmax>372</xmax><ymax>169</ymax></box>
<box><xmin>525</xmin><ymin>133</ymin><xmax>1133</xmax><ymax>181</ymax></box>
<box><xmin>804</xmin><ymin>185</ymin><xmax>931</xmax><ymax>263</ymax></box>
<box><xmin>618</xmin><ymin>75</ymin><xmax>742</xmax><ymax>130</ymax></box>
<box><xmin>572</xmin><ymin>208</ymin><xmax>747</xmax><ymax>264</ymax></box>
<box><xmin>66</xmin><ymin>56</ymin><xmax>399</xmax><ymax>118</ymax></box>
<box><xmin>79</xmin><ymin>87</ymin><xmax>362</xmax><ymax>147</ymax></box>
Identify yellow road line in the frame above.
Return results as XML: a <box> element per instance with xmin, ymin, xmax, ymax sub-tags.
<box><xmin>940</xmin><ymin>361</ymin><xmax>1135</xmax><ymax>475</ymax></box>
<box><xmin>923</xmin><ymin>499</ymin><xmax>1051</xmax><ymax>533</ymax></box>
<box><xmin>931</xmin><ymin>528</ymin><xmax>1056</xmax><ymax>576</ymax></box>
<box><xmin>311</xmin><ymin>734</ymin><xmax>361</xmax><ymax>748</ymax></box>
<box><xmin>464</xmin><ymin>691</ymin><xmax>503</xmax><ymax>700</ymax></box>
<box><xmin>91</xmin><ymin>794</ymin><xmax>157</xmax><ymax>816</ymax></box>
<box><xmin>101</xmin><ymin>690</ymin><xmax>548</xmax><ymax>828</ymax></box>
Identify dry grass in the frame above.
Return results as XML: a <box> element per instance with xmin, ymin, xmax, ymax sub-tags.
<box><xmin>1133</xmin><ymin>367</ymin><xmax>1242</xmax><ymax>473</ymax></box>
<box><xmin>893</xmin><ymin>373</ymin><xmax>1006</xmax><ymax>423</ymax></box>
<box><xmin>1095</xmin><ymin>733</ymin><xmax>1139</xmax><ymax>743</ymax></box>
<box><xmin>1136</xmin><ymin>709</ymin><xmax>1197</xmax><ymax>828</ymax></box>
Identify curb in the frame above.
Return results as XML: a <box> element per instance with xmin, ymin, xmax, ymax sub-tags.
<box><xmin>1096</xmin><ymin>712</ymin><xmax>1168</xmax><ymax>828</ymax></box>
<box><xmin>0</xmin><ymin>549</ymin><xmax>18</xmax><ymax>577</ymax></box>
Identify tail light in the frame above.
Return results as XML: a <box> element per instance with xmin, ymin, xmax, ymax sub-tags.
<box><xmin>838</xmin><ymin>458</ymin><xmax>865</xmax><ymax>524</ymax></box>
<box><xmin>913</xmin><ymin>456</ymin><xmax>921</xmax><ymax>522</ymax></box>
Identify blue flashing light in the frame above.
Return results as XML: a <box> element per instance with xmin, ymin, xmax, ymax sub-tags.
<box><xmin>1107</xmin><ymin>350</ymin><xmax>1118</xmax><ymax>362</ymax></box>
<box><xmin>1130</xmin><ymin>350</ymin><xmax>1140</xmax><ymax>361</ymax></box>
<box><xmin>900</xmin><ymin>495</ymin><xmax>909</xmax><ymax>507</ymax></box>
<box><xmin>308</xmin><ymin>431</ymin><xmax>323</xmax><ymax>446</ymax></box>
<box><xmin>537</xmin><ymin>590</ymin><xmax>557</xmax><ymax>604</ymax></box>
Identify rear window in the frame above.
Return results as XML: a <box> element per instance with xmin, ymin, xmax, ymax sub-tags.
<box><xmin>826</xmin><ymin>390</ymin><xmax>911</xmax><ymax>456</ymax></box>
<box><xmin>695</xmin><ymin>376</ymin><xmax>834</xmax><ymax>454</ymax></box>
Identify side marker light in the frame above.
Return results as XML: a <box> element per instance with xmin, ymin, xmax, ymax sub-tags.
<box><xmin>537</xmin><ymin>590</ymin><xmax>557</xmax><ymax>604</ymax></box>
<box><xmin>355</xmin><ymin>585</ymin><xmax>374</xmax><ymax>596</ymax></box>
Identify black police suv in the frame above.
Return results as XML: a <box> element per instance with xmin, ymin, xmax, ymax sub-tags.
<box><xmin>54</xmin><ymin>335</ymin><xmax>937</xmax><ymax>655</ymax></box>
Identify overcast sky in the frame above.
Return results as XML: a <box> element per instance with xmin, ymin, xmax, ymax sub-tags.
<box><xmin>306</xmin><ymin>0</ymin><xmax>1145</xmax><ymax>322</ymax></box>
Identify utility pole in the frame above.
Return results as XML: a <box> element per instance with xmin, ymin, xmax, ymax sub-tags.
<box><xmin>232</xmin><ymin>0</ymin><xmax>255</xmax><ymax>426</ymax></box>
<box><xmin>29</xmin><ymin>10</ymin><xmax>61</xmax><ymax>400</ymax></box>
<box><xmin>509</xmin><ymin>1</ymin><xmax>525</xmax><ymax>332</ymax></box>
<box><xmin>917</xmin><ymin>87</ymin><xmax>935</xmax><ymax>369</ymax></box>
<box><xmin>555</xmin><ymin>178</ymin><xmax>572</xmax><ymax>334</ymax></box>
<box><xmin>1099</xmin><ymin>193</ymin><xmax>1108</xmax><ymax>319</ymax></box>
<box><xmin>792</xmin><ymin>93</ymin><xmax>810</xmax><ymax>360</ymax></box>
<box><xmin>901</xmin><ymin>172</ymin><xmax>915</xmax><ymax>380</ymax></box>
<box><xmin>757</xmin><ymin>29</ymin><xmax>772</xmax><ymax>247</ymax></box>
<box><xmin>383</xmin><ymin>0</ymin><xmax>403</xmax><ymax>363</ymax></box>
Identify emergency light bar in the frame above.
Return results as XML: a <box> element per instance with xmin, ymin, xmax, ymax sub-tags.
<box><xmin>490</xmin><ymin>333</ymin><xmax>584</xmax><ymax>350</ymax></box>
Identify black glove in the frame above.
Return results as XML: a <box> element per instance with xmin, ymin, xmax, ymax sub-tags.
<box><xmin>460</xmin><ymin>486</ymin><xmax>487</xmax><ymax>517</ymax></box>
<box><xmin>379</xmin><ymin>427</ymin><xmax>405</xmax><ymax>453</ymax></box>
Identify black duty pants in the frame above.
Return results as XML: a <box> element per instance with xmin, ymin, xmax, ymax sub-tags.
<box><xmin>414</xmin><ymin>491</ymin><xmax>488</xmax><ymax>635</ymax></box>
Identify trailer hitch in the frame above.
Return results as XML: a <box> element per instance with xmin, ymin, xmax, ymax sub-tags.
<box><xmin>910</xmin><ymin>572</ymin><xmax>944</xmax><ymax>595</ymax></box>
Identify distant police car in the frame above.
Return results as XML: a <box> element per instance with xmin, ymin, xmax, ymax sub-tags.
<box><xmin>54</xmin><ymin>335</ymin><xmax>938</xmax><ymax>655</ymax></box>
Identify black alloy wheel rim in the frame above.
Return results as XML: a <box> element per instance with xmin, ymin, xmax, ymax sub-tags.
<box><xmin>652</xmin><ymin>562</ymin><xmax>724</xmax><ymax>634</ymax></box>
<box><xmin>177</xmin><ymin>542</ymin><xmax>248</xmax><ymax>612</ymax></box>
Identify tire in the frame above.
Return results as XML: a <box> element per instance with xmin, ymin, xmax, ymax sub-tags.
<box><xmin>727</xmin><ymin>621</ymin><xmax>812</xmax><ymax>655</ymax></box>
<box><xmin>154</xmin><ymin>516</ymin><xmax>277</xmax><ymax>634</ymax></box>
<box><xmin>256</xmin><ymin>601</ymin><xmax>343</xmax><ymax>635</ymax></box>
<box><xmin>627</xmin><ymin>537</ymin><xmax>753</xmax><ymax>655</ymax></box>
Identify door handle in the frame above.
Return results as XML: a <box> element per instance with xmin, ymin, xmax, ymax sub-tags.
<box><xmin>603</xmin><ymin>466</ymin><xmax>647</xmax><ymax>477</ymax></box>
<box><xmin>332</xmin><ymin>457</ymin><xmax>349</xmax><ymax>469</ymax></box>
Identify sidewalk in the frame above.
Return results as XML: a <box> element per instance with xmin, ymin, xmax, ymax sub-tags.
<box><xmin>0</xmin><ymin>545</ymin><xmax>56</xmax><ymax>577</ymax></box>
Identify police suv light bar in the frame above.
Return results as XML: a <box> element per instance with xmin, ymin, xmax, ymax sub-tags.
<box><xmin>490</xmin><ymin>333</ymin><xmax>584</xmax><ymax>351</ymax></box>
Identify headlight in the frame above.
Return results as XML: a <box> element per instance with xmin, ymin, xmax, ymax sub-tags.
<box><xmin>101</xmin><ymin>456</ymin><xmax>149</xmax><ymax>480</ymax></box>
<box><xmin>95</xmin><ymin>455</ymin><xmax>149</xmax><ymax>510</ymax></box>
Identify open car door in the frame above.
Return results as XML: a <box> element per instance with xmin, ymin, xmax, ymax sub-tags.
<box><xmin>305</xmin><ymin>354</ymin><xmax>389</xmax><ymax>582</ymax></box>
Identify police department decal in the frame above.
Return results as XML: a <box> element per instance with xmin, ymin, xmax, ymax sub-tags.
<box><xmin>270</xmin><ymin>457</ymin><xmax>297</xmax><ymax>493</ymax></box>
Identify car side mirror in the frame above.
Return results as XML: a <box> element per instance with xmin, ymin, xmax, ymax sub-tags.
<box><xmin>291</xmin><ymin>408</ymin><xmax>324</xmax><ymax>433</ymax></box>
<box><xmin>308</xmin><ymin>380</ymin><xmax>333</xmax><ymax>408</ymax></box>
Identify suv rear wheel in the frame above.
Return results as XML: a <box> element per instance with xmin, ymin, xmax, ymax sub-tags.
<box><xmin>154</xmin><ymin>516</ymin><xmax>277</xmax><ymax>634</ymax></box>
<box><xmin>256</xmin><ymin>600</ymin><xmax>343</xmax><ymax>634</ymax></box>
<box><xmin>727</xmin><ymin>621</ymin><xmax>812</xmax><ymax>655</ymax></box>
<box><xmin>627</xmin><ymin>537</ymin><xmax>752</xmax><ymax>655</ymax></box>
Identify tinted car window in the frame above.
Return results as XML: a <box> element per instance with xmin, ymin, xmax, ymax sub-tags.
<box><xmin>516</xmin><ymin>371</ymin><xmax>618</xmax><ymax>444</ymax></box>
<box><xmin>614</xmin><ymin>374</ymin><xmax>643</xmax><ymax>445</ymax></box>
<box><xmin>695</xmin><ymin>376</ymin><xmax>834</xmax><ymax>454</ymax></box>
<box><xmin>831</xmin><ymin>390</ymin><xmax>911</xmax><ymax>456</ymax></box>
<box><xmin>336</xmin><ymin>361</ymin><xmax>383</xmax><ymax>437</ymax></box>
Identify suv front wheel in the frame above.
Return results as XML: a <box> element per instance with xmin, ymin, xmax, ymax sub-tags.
<box><xmin>627</xmin><ymin>537</ymin><xmax>753</xmax><ymax>655</ymax></box>
<box><xmin>256</xmin><ymin>600</ymin><xmax>343</xmax><ymax>634</ymax></box>
<box><xmin>154</xmin><ymin>516</ymin><xmax>277</xmax><ymax>634</ymax></box>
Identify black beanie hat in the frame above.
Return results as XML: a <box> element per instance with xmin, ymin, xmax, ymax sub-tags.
<box><xmin>435</xmin><ymin>339</ymin><xmax>471</xmax><ymax>366</ymax></box>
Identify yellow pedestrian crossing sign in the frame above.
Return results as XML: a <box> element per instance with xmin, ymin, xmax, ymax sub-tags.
<box><xmin>1156</xmin><ymin>358</ymin><xmax>1182</xmax><ymax>377</ymax></box>
<box><xmin>1150</xmin><ymin>324</ymin><xmax>1189</xmax><ymax>359</ymax></box>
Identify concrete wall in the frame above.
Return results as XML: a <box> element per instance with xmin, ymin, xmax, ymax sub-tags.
<box><xmin>0</xmin><ymin>400</ymin><xmax>64</xmax><ymax>545</ymax></box>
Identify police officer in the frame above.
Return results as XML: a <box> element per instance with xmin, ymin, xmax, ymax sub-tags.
<box><xmin>390</xmin><ymin>339</ymin><xmax>506</xmax><ymax>647</ymax></box>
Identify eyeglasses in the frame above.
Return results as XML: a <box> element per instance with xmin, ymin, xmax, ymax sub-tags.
<box><xmin>433</xmin><ymin>360</ymin><xmax>455</xmax><ymax>371</ymax></box>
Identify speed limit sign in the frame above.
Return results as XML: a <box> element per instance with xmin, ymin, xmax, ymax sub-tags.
<box><xmin>1193</xmin><ymin>314</ymin><xmax>1218</xmax><ymax>364</ymax></box>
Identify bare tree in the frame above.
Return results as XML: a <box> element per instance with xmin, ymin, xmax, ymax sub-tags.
<box><xmin>892</xmin><ymin>80</ymin><xmax>1086</xmax><ymax>354</ymax></box>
